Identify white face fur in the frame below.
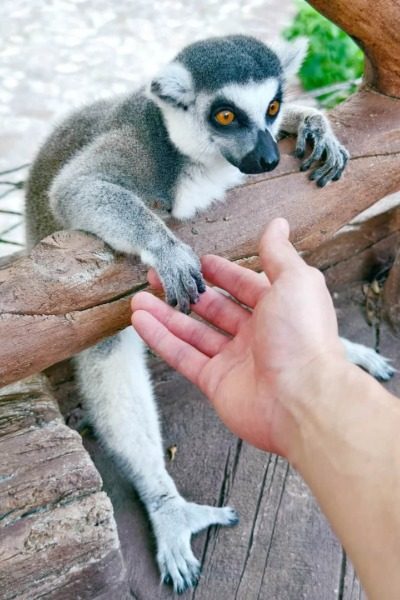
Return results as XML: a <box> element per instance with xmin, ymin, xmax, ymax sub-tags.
<box><xmin>149</xmin><ymin>76</ymin><xmax>283</xmax><ymax>220</ymax></box>
<box><xmin>148</xmin><ymin>37</ymin><xmax>307</xmax><ymax>218</ymax></box>
<box><xmin>148</xmin><ymin>37</ymin><xmax>307</xmax><ymax>166</ymax></box>
<box><xmin>150</xmin><ymin>74</ymin><xmax>282</xmax><ymax>166</ymax></box>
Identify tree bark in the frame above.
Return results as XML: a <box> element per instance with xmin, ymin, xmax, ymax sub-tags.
<box><xmin>308</xmin><ymin>0</ymin><xmax>400</xmax><ymax>97</ymax></box>
<box><xmin>384</xmin><ymin>247</ymin><xmax>400</xmax><ymax>333</ymax></box>
<box><xmin>0</xmin><ymin>375</ymin><xmax>128</xmax><ymax>599</ymax></box>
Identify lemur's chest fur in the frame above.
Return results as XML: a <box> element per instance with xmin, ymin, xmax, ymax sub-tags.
<box><xmin>172</xmin><ymin>159</ymin><xmax>245</xmax><ymax>221</ymax></box>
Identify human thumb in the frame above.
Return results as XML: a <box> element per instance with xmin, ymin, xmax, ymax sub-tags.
<box><xmin>259</xmin><ymin>218</ymin><xmax>304</xmax><ymax>283</ymax></box>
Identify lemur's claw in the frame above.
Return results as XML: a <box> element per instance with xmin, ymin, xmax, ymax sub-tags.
<box><xmin>297</xmin><ymin>113</ymin><xmax>350</xmax><ymax>186</ymax></box>
<box><xmin>155</xmin><ymin>500</ymin><xmax>237</xmax><ymax>593</ymax></box>
<box><xmin>294</xmin><ymin>146</ymin><xmax>305</xmax><ymax>159</ymax></box>
<box><xmin>155</xmin><ymin>241</ymin><xmax>205</xmax><ymax>313</ymax></box>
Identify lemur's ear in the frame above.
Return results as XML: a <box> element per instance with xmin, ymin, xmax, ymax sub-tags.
<box><xmin>275</xmin><ymin>38</ymin><xmax>308</xmax><ymax>80</ymax></box>
<box><xmin>150</xmin><ymin>62</ymin><xmax>195</xmax><ymax>109</ymax></box>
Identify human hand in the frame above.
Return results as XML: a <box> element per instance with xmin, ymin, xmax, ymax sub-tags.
<box><xmin>131</xmin><ymin>218</ymin><xmax>345</xmax><ymax>457</ymax></box>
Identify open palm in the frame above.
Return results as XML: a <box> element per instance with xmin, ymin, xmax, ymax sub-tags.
<box><xmin>132</xmin><ymin>219</ymin><xmax>343</xmax><ymax>456</ymax></box>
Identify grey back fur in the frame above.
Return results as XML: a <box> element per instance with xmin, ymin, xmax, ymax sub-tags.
<box><xmin>25</xmin><ymin>92</ymin><xmax>184</xmax><ymax>248</ymax></box>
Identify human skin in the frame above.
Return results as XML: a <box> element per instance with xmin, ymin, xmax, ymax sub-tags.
<box><xmin>132</xmin><ymin>218</ymin><xmax>400</xmax><ymax>600</ymax></box>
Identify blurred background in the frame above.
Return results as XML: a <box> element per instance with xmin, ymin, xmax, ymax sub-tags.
<box><xmin>0</xmin><ymin>0</ymin><xmax>366</xmax><ymax>257</ymax></box>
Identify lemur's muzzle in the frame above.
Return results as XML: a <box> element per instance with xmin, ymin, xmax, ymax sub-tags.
<box><xmin>238</xmin><ymin>130</ymin><xmax>280</xmax><ymax>174</ymax></box>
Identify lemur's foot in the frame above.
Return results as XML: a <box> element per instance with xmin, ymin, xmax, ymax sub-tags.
<box><xmin>151</xmin><ymin>498</ymin><xmax>239</xmax><ymax>593</ymax></box>
<box><xmin>295</xmin><ymin>112</ymin><xmax>349</xmax><ymax>187</ymax></box>
<box><xmin>341</xmin><ymin>338</ymin><xmax>396</xmax><ymax>381</ymax></box>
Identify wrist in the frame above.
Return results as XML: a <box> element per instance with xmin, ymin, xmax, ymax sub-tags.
<box><xmin>279</xmin><ymin>357</ymin><xmax>400</xmax><ymax>600</ymax></box>
<box><xmin>285</xmin><ymin>355</ymin><xmax>400</xmax><ymax>479</ymax></box>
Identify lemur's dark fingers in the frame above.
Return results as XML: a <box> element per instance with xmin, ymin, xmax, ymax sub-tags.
<box><xmin>176</xmin><ymin>278</ymin><xmax>201</xmax><ymax>313</ymax></box>
<box><xmin>299</xmin><ymin>138</ymin><xmax>325</xmax><ymax>172</ymax></box>
<box><xmin>309</xmin><ymin>145</ymin><xmax>346</xmax><ymax>187</ymax></box>
<box><xmin>331</xmin><ymin>148</ymin><xmax>350</xmax><ymax>181</ymax></box>
<box><xmin>167</xmin><ymin>294</ymin><xmax>178</xmax><ymax>308</ymax></box>
<box><xmin>178</xmin><ymin>295</ymin><xmax>191</xmax><ymax>314</ymax></box>
<box><xmin>294</xmin><ymin>131</ymin><xmax>308</xmax><ymax>158</ymax></box>
<box><xmin>180</xmin><ymin>272</ymin><xmax>200</xmax><ymax>305</ymax></box>
<box><xmin>174</xmin><ymin>267</ymin><xmax>206</xmax><ymax>313</ymax></box>
<box><xmin>316</xmin><ymin>171</ymin><xmax>335</xmax><ymax>188</ymax></box>
<box><xmin>190</xmin><ymin>268</ymin><xmax>206</xmax><ymax>293</ymax></box>
<box><xmin>306</xmin><ymin>139</ymin><xmax>350</xmax><ymax>186</ymax></box>
<box><xmin>159</xmin><ymin>272</ymin><xmax>177</xmax><ymax>308</ymax></box>
<box><xmin>309</xmin><ymin>160</ymin><xmax>339</xmax><ymax>187</ymax></box>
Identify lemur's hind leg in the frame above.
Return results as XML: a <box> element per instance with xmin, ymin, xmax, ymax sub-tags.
<box><xmin>75</xmin><ymin>327</ymin><xmax>238</xmax><ymax>593</ymax></box>
<box><xmin>341</xmin><ymin>337</ymin><xmax>395</xmax><ymax>381</ymax></box>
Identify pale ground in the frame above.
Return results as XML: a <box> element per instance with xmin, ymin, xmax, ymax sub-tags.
<box><xmin>0</xmin><ymin>0</ymin><xmax>398</xmax><ymax>258</ymax></box>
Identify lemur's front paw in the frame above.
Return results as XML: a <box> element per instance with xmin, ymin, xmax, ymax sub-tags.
<box><xmin>295</xmin><ymin>112</ymin><xmax>349</xmax><ymax>187</ymax></box>
<box><xmin>152</xmin><ymin>498</ymin><xmax>239</xmax><ymax>593</ymax></box>
<box><xmin>156</xmin><ymin>241</ymin><xmax>206</xmax><ymax>313</ymax></box>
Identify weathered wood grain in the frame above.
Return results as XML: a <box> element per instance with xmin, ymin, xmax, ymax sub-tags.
<box><xmin>0</xmin><ymin>375</ymin><xmax>127</xmax><ymax>599</ymax></box>
<box><xmin>308</xmin><ymin>0</ymin><xmax>400</xmax><ymax>97</ymax></box>
<box><xmin>0</xmin><ymin>494</ymin><xmax>126</xmax><ymax>600</ymax></box>
<box><xmin>383</xmin><ymin>247</ymin><xmax>400</xmax><ymax>332</ymax></box>
<box><xmin>0</xmin><ymin>90</ymin><xmax>399</xmax><ymax>387</ymax></box>
<box><xmin>308</xmin><ymin>205</ymin><xmax>400</xmax><ymax>289</ymax></box>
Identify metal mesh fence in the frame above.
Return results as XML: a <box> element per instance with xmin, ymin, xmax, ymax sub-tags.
<box><xmin>0</xmin><ymin>164</ymin><xmax>28</xmax><ymax>257</ymax></box>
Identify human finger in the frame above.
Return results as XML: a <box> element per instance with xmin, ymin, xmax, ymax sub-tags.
<box><xmin>190</xmin><ymin>285</ymin><xmax>251</xmax><ymax>335</ymax></box>
<box><xmin>201</xmin><ymin>254</ymin><xmax>270</xmax><ymax>309</ymax></box>
<box><xmin>260</xmin><ymin>218</ymin><xmax>305</xmax><ymax>283</ymax></box>
<box><xmin>143</xmin><ymin>274</ymin><xmax>251</xmax><ymax>336</ymax></box>
<box><xmin>131</xmin><ymin>292</ymin><xmax>229</xmax><ymax>357</ymax></box>
<box><xmin>132</xmin><ymin>310</ymin><xmax>208</xmax><ymax>386</ymax></box>
<box><xmin>147</xmin><ymin>268</ymin><xmax>162</xmax><ymax>289</ymax></box>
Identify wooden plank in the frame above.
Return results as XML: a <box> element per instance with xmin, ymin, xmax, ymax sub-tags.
<box><xmin>193</xmin><ymin>451</ymin><xmax>343</xmax><ymax>600</ymax></box>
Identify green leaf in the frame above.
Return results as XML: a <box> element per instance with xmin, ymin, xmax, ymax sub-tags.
<box><xmin>283</xmin><ymin>0</ymin><xmax>363</xmax><ymax>105</ymax></box>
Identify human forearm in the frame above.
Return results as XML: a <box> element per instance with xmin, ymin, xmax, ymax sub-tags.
<box><xmin>287</xmin><ymin>359</ymin><xmax>400</xmax><ymax>600</ymax></box>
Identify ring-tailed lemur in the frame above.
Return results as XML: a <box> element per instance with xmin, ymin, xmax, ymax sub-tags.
<box><xmin>25</xmin><ymin>35</ymin><xmax>394</xmax><ymax>593</ymax></box>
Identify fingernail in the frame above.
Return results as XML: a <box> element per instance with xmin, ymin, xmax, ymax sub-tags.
<box><xmin>274</xmin><ymin>218</ymin><xmax>290</xmax><ymax>237</ymax></box>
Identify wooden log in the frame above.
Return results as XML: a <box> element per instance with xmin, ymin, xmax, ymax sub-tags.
<box><xmin>308</xmin><ymin>0</ymin><xmax>400</xmax><ymax>97</ymax></box>
<box><xmin>0</xmin><ymin>375</ymin><xmax>127</xmax><ymax>599</ymax></box>
<box><xmin>383</xmin><ymin>248</ymin><xmax>400</xmax><ymax>333</ymax></box>
<box><xmin>307</xmin><ymin>205</ymin><xmax>400</xmax><ymax>289</ymax></box>
<box><xmin>0</xmin><ymin>89</ymin><xmax>399</xmax><ymax>386</ymax></box>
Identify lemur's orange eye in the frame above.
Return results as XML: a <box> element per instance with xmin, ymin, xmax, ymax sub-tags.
<box><xmin>267</xmin><ymin>99</ymin><xmax>280</xmax><ymax>117</ymax></box>
<box><xmin>214</xmin><ymin>110</ymin><xmax>236</xmax><ymax>126</ymax></box>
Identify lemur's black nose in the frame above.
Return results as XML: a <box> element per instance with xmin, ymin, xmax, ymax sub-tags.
<box><xmin>238</xmin><ymin>130</ymin><xmax>280</xmax><ymax>174</ymax></box>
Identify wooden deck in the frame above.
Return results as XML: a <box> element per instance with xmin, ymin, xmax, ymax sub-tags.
<box><xmin>47</xmin><ymin>282</ymin><xmax>399</xmax><ymax>600</ymax></box>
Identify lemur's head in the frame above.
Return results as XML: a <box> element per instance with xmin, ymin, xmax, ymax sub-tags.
<box><xmin>149</xmin><ymin>35</ymin><xmax>307</xmax><ymax>174</ymax></box>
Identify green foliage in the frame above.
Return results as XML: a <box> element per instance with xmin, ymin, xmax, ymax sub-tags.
<box><xmin>284</xmin><ymin>1</ymin><xmax>364</xmax><ymax>107</ymax></box>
